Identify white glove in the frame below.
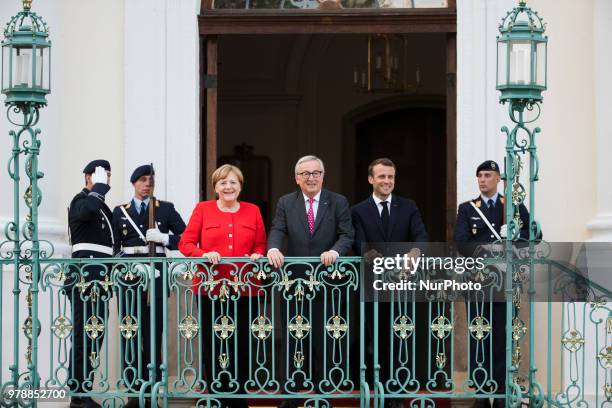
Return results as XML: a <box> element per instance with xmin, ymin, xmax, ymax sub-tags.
<box><xmin>146</xmin><ymin>227</ymin><xmax>169</xmax><ymax>246</ymax></box>
<box><xmin>500</xmin><ymin>224</ymin><xmax>508</xmax><ymax>239</ymax></box>
<box><xmin>91</xmin><ymin>166</ymin><xmax>107</xmax><ymax>185</ymax></box>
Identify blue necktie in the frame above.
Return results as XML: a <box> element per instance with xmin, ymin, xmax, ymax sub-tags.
<box><xmin>140</xmin><ymin>201</ymin><xmax>146</xmax><ymax>215</ymax></box>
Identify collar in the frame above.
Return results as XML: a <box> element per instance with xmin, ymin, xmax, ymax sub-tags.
<box><xmin>372</xmin><ymin>193</ymin><xmax>392</xmax><ymax>206</ymax></box>
<box><xmin>302</xmin><ymin>191</ymin><xmax>321</xmax><ymax>203</ymax></box>
<box><xmin>133</xmin><ymin>196</ymin><xmax>150</xmax><ymax>209</ymax></box>
<box><xmin>480</xmin><ymin>192</ymin><xmax>499</xmax><ymax>204</ymax></box>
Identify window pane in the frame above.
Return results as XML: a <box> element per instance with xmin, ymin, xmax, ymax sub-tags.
<box><xmin>13</xmin><ymin>47</ymin><xmax>33</xmax><ymax>88</ymax></box>
<box><xmin>509</xmin><ymin>41</ymin><xmax>531</xmax><ymax>85</ymax></box>
<box><xmin>2</xmin><ymin>46</ymin><xmax>10</xmax><ymax>90</ymax></box>
<box><xmin>497</xmin><ymin>40</ymin><xmax>508</xmax><ymax>87</ymax></box>
<box><xmin>536</xmin><ymin>41</ymin><xmax>546</xmax><ymax>87</ymax></box>
<box><xmin>214</xmin><ymin>0</ymin><xmax>446</xmax><ymax>9</ymax></box>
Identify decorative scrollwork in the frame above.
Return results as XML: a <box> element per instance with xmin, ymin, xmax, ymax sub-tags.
<box><xmin>430</xmin><ymin>315</ymin><xmax>452</xmax><ymax>339</ymax></box>
<box><xmin>178</xmin><ymin>315</ymin><xmax>199</xmax><ymax>340</ymax></box>
<box><xmin>212</xmin><ymin>315</ymin><xmax>235</xmax><ymax>340</ymax></box>
<box><xmin>325</xmin><ymin>315</ymin><xmax>348</xmax><ymax>339</ymax></box>
<box><xmin>51</xmin><ymin>315</ymin><xmax>73</xmax><ymax>339</ymax></box>
<box><xmin>288</xmin><ymin>315</ymin><xmax>311</xmax><ymax>340</ymax></box>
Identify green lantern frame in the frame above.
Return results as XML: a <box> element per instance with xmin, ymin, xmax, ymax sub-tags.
<box><xmin>1</xmin><ymin>0</ymin><xmax>51</xmax><ymax>108</ymax></box>
<box><xmin>496</xmin><ymin>0</ymin><xmax>547</xmax><ymax>103</ymax></box>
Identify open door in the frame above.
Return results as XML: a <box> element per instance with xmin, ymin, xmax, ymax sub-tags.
<box><xmin>201</xmin><ymin>35</ymin><xmax>218</xmax><ymax>200</ymax></box>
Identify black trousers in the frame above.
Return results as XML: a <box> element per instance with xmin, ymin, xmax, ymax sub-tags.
<box><xmin>66</xmin><ymin>262</ymin><xmax>111</xmax><ymax>393</ymax></box>
<box><xmin>199</xmin><ymin>296</ymin><xmax>250</xmax><ymax>408</ymax></box>
<box><xmin>468</xmin><ymin>301</ymin><xmax>507</xmax><ymax>395</ymax></box>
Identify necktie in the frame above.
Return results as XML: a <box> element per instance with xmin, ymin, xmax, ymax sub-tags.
<box><xmin>487</xmin><ymin>199</ymin><xmax>494</xmax><ymax>209</ymax></box>
<box><xmin>307</xmin><ymin>198</ymin><xmax>315</xmax><ymax>235</ymax></box>
<box><xmin>381</xmin><ymin>201</ymin><xmax>390</xmax><ymax>238</ymax></box>
<box><xmin>140</xmin><ymin>201</ymin><xmax>146</xmax><ymax>215</ymax></box>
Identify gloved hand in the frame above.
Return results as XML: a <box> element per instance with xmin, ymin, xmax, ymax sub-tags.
<box><xmin>146</xmin><ymin>227</ymin><xmax>169</xmax><ymax>246</ymax></box>
<box><xmin>92</xmin><ymin>166</ymin><xmax>108</xmax><ymax>185</ymax></box>
<box><xmin>500</xmin><ymin>224</ymin><xmax>508</xmax><ymax>239</ymax></box>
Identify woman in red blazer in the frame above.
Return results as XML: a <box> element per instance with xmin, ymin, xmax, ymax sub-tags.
<box><xmin>179</xmin><ymin>164</ymin><xmax>266</xmax><ymax>408</ymax></box>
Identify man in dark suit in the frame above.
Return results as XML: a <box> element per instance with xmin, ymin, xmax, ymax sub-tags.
<box><xmin>351</xmin><ymin>158</ymin><xmax>428</xmax><ymax>406</ymax></box>
<box><xmin>67</xmin><ymin>160</ymin><xmax>115</xmax><ymax>408</ymax></box>
<box><xmin>454</xmin><ymin>160</ymin><xmax>538</xmax><ymax>408</ymax></box>
<box><xmin>267</xmin><ymin>155</ymin><xmax>354</xmax><ymax>406</ymax></box>
<box><xmin>112</xmin><ymin>164</ymin><xmax>186</xmax><ymax>408</ymax></box>
<box><xmin>351</xmin><ymin>158</ymin><xmax>428</xmax><ymax>252</ymax></box>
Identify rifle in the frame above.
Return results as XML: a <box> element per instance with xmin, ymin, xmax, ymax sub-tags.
<box><xmin>148</xmin><ymin>163</ymin><xmax>157</xmax><ymax>257</ymax></box>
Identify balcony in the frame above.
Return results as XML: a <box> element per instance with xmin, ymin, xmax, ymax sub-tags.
<box><xmin>0</xmin><ymin>252</ymin><xmax>610</xmax><ymax>407</ymax></box>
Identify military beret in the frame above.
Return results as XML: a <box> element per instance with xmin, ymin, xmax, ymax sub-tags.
<box><xmin>476</xmin><ymin>160</ymin><xmax>500</xmax><ymax>176</ymax></box>
<box><xmin>83</xmin><ymin>159</ymin><xmax>111</xmax><ymax>174</ymax></box>
<box><xmin>130</xmin><ymin>164</ymin><xmax>155</xmax><ymax>183</ymax></box>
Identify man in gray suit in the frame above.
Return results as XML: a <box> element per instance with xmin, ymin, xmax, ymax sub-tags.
<box><xmin>267</xmin><ymin>155</ymin><xmax>353</xmax><ymax>267</ymax></box>
<box><xmin>267</xmin><ymin>155</ymin><xmax>354</xmax><ymax>406</ymax></box>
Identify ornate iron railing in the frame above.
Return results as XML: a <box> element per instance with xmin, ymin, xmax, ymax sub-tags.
<box><xmin>0</xmin><ymin>253</ymin><xmax>609</xmax><ymax>407</ymax></box>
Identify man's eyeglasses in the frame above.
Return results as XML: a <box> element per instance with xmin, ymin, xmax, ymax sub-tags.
<box><xmin>297</xmin><ymin>171</ymin><xmax>324</xmax><ymax>179</ymax></box>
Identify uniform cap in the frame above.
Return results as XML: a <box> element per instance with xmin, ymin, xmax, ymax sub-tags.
<box><xmin>476</xmin><ymin>160</ymin><xmax>500</xmax><ymax>176</ymax></box>
<box><xmin>83</xmin><ymin>160</ymin><xmax>111</xmax><ymax>174</ymax></box>
<box><xmin>130</xmin><ymin>164</ymin><xmax>155</xmax><ymax>183</ymax></box>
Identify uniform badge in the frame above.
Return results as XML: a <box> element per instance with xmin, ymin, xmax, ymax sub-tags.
<box><xmin>122</xmin><ymin>224</ymin><xmax>128</xmax><ymax>236</ymax></box>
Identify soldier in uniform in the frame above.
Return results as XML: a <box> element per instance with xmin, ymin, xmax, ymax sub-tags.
<box><xmin>454</xmin><ymin>160</ymin><xmax>538</xmax><ymax>408</ymax></box>
<box><xmin>112</xmin><ymin>164</ymin><xmax>186</xmax><ymax>408</ymax></box>
<box><xmin>66</xmin><ymin>160</ymin><xmax>115</xmax><ymax>408</ymax></box>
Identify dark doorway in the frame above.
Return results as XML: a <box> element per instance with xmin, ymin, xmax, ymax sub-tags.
<box><xmin>354</xmin><ymin>107</ymin><xmax>446</xmax><ymax>241</ymax></box>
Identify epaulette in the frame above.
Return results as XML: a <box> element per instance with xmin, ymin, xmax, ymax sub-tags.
<box><xmin>154</xmin><ymin>199</ymin><xmax>173</xmax><ymax>207</ymax></box>
<box><xmin>500</xmin><ymin>196</ymin><xmax>505</xmax><ymax>205</ymax></box>
<box><xmin>124</xmin><ymin>202</ymin><xmax>131</xmax><ymax>209</ymax></box>
<box><xmin>473</xmin><ymin>198</ymin><xmax>482</xmax><ymax>208</ymax></box>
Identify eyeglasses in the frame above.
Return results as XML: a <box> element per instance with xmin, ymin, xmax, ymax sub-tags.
<box><xmin>297</xmin><ymin>171</ymin><xmax>324</xmax><ymax>180</ymax></box>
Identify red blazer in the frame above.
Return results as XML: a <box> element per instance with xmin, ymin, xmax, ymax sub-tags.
<box><xmin>178</xmin><ymin>200</ymin><xmax>267</xmax><ymax>296</ymax></box>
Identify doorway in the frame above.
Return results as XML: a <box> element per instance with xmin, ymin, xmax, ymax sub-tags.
<box><xmin>348</xmin><ymin>103</ymin><xmax>447</xmax><ymax>241</ymax></box>
<box><xmin>202</xmin><ymin>33</ymin><xmax>453</xmax><ymax>237</ymax></box>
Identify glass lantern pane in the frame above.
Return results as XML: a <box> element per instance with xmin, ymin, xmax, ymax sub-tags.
<box><xmin>43</xmin><ymin>47</ymin><xmax>50</xmax><ymax>91</ymax></box>
<box><xmin>2</xmin><ymin>45</ymin><xmax>10</xmax><ymax>91</ymax></box>
<box><xmin>535</xmin><ymin>41</ymin><xmax>546</xmax><ymax>87</ymax></box>
<box><xmin>497</xmin><ymin>40</ymin><xmax>508</xmax><ymax>87</ymax></box>
<box><xmin>13</xmin><ymin>47</ymin><xmax>33</xmax><ymax>88</ymax></box>
<box><xmin>33</xmin><ymin>47</ymin><xmax>48</xmax><ymax>89</ymax></box>
<box><xmin>509</xmin><ymin>41</ymin><xmax>532</xmax><ymax>85</ymax></box>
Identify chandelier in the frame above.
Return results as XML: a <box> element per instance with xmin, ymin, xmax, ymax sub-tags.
<box><xmin>353</xmin><ymin>34</ymin><xmax>421</xmax><ymax>93</ymax></box>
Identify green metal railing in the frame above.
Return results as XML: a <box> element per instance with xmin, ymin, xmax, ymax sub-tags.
<box><xmin>1</xmin><ymin>253</ymin><xmax>610</xmax><ymax>407</ymax></box>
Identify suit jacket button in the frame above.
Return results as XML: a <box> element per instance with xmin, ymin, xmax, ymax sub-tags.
<box><xmin>490</xmin><ymin>235</ymin><xmax>494</xmax><ymax>238</ymax></box>
<box><xmin>229</xmin><ymin>245</ymin><xmax>233</xmax><ymax>249</ymax></box>
<box><xmin>492</xmin><ymin>223</ymin><xmax>495</xmax><ymax>226</ymax></box>
<box><xmin>228</xmin><ymin>224</ymin><xmax>233</xmax><ymax>227</ymax></box>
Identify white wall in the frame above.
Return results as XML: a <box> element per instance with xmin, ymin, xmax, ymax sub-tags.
<box><xmin>124</xmin><ymin>0</ymin><xmax>201</xmax><ymax>222</ymax></box>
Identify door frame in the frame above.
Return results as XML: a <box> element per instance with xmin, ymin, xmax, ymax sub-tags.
<box><xmin>199</xmin><ymin>10</ymin><xmax>456</xmax><ymax>239</ymax></box>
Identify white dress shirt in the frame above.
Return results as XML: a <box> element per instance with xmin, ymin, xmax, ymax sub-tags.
<box><xmin>303</xmin><ymin>191</ymin><xmax>321</xmax><ymax>219</ymax></box>
<box><xmin>372</xmin><ymin>193</ymin><xmax>392</xmax><ymax>216</ymax></box>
